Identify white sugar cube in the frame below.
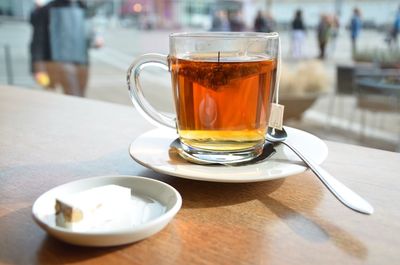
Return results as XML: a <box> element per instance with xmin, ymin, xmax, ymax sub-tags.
<box><xmin>55</xmin><ymin>184</ymin><xmax>132</xmax><ymax>231</ymax></box>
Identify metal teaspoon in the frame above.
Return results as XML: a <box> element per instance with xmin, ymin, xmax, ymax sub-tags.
<box><xmin>267</xmin><ymin>127</ymin><xmax>374</xmax><ymax>215</ymax></box>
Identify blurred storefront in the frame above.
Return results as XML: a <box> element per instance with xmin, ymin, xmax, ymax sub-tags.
<box><xmin>117</xmin><ymin>0</ymin><xmax>258</xmax><ymax>30</ymax></box>
<box><xmin>1</xmin><ymin>0</ymin><xmax>398</xmax><ymax>30</ymax></box>
<box><xmin>119</xmin><ymin>0</ymin><xmax>217</xmax><ymax>29</ymax></box>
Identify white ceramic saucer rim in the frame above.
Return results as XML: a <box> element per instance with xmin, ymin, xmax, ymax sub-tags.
<box><xmin>129</xmin><ymin>127</ymin><xmax>328</xmax><ymax>183</ymax></box>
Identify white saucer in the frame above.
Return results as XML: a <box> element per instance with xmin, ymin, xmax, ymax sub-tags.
<box><xmin>129</xmin><ymin>127</ymin><xmax>328</xmax><ymax>183</ymax></box>
<box><xmin>32</xmin><ymin>175</ymin><xmax>182</xmax><ymax>247</ymax></box>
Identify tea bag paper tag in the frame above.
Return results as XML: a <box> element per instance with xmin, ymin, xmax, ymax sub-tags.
<box><xmin>268</xmin><ymin>103</ymin><xmax>284</xmax><ymax>130</ymax></box>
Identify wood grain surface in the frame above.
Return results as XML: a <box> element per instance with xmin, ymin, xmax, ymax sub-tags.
<box><xmin>1</xmin><ymin>86</ymin><xmax>399</xmax><ymax>265</ymax></box>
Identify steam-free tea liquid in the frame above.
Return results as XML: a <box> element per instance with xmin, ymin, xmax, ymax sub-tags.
<box><xmin>170</xmin><ymin>55</ymin><xmax>277</xmax><ymax>151</ymax></box>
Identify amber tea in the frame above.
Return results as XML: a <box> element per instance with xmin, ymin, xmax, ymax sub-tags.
<box><xmin>170</xmin><ymin>55</ymin><xmax>277</xmax><ymax>151</ymax></box>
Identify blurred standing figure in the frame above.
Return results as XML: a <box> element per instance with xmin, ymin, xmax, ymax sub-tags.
<box><xmin>30</xmin><ymin>0</ymin><xmax>51</xmax><ymax>88</ymax></box>
<box><xmin>350</xmin><ymin>8</ymin><xmax>362</xmax><ymax>56</ymax></box>
<box><xmin>390</xmin><ymin>6</ymin><xmax>400</xmax><ymax>48</ymax></box>
<box><xmin>291</xmin><ymin>9</ymin><xmax>306</xmax><ymax>59</ymax></box>
<box><xmin>254</xmin><ymin>10</ymin><xmax>266</xmax><ymax>32</ymax></box>
<box><xmin>210</xmin><ymin>10</ymin><xmax>230</xmax><ymax>31</ymax></box>
<box><xmin>30</xmin><ymin>0</ymin><xmax>101</xmax><ymax>97</ymax></box>
<box><xmin>317</xmin><ymin>14</ymin><xmax>331</xmax><ymax>59</ymax></box>
<box><xmin>229</xmin><ymin>10</ymin><xmax>245</xmax><ymax>32</ymax></box>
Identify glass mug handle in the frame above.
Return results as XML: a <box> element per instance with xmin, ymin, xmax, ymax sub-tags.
<box><xmin>127</xmin><ymin>53</ymin><xmax>175</xmax><ymax>129</ymax></box>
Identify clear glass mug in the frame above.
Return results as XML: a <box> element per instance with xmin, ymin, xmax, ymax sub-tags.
<box><xmin>127</xmin><ymin>32</ymin><xmax>280</xmax><ymax>164</ymax></box>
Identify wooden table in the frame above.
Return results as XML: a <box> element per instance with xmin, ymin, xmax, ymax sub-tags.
<box><xmin>1</xmin><ymin>86</ymin><xmax>400</xmax><ymax>265</ymax></box>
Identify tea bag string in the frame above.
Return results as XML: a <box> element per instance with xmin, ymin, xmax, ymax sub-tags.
<box><xmin>275</xmin><ymin>37</ymin><xmax>281</xmax><ymax>105</ymax></box>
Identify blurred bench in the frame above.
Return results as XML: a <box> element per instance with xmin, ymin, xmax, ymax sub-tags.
<box><xmin>330</xmin><ymin>64</ymin><xmax>399</xmax><ymax>120</ymax></box>
<box><xmin>354</xmin><ymin>69</ymin><xmax>400</xmax><ymax>146</ymax></box>
<box><xmin>355</xmin><ymin>68</ymin><xmax>400</xmax><ymax>113</ymax></box>
<box><xmin>327</xmin><ymin>64</ymin><xmax>376</xmax><ymax>127</ymax></box>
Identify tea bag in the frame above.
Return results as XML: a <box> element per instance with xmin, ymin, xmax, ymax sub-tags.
<box><xmin>268</xmin><ymin>103</ymin><xmax>284</xmax><ymax>130</ymax></box>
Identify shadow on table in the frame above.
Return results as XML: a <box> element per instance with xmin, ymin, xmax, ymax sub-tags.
<box><xmin>36</xmin><ymin>237</ymin><xmax>126</xmax><ymax>264</ymax></box>
<box><xmin>164</xmin><ymin>176</ymin><xmax>286</xmax><ymax>208</ymax></box>
<box><xmin>259</xmin><ymin>196</ymin><xmax>368</xmax><ymax>260</ymax></box>
<box><xmin>0</xmin><ymin>206</ymin><xmax>127</xmax><ymax>265</ymax></box>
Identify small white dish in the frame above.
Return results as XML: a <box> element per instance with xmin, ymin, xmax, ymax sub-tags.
<box><xmin>130</xmin><ymin>127</ymin><xmax>328</xmax><ymax>183</ymax></box>
<box><xmin>32</xmin><ymin>175</ymin><xmax>182</xmax><ymax>247</ymax></box>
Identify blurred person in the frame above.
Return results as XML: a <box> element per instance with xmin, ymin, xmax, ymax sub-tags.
<box><xmin>291</xmin><ymin>9</ymin><xmax>306</xmax><ymax>59</ymax></box>
<box><xmin>29</xmin><ymin>0</ymin><xmax>102</xmax><ymax>97</ymax></box>
<box><xmin>210</xmin><ymin>10</ymin><xmax>230</xmax><ymax>31</ymax></box>
<box><xmin>30</xmin><ymin>0</ymin><xmax>52</xmax><ymax>88</ymax></box>
<box><xmin>350</xmin><ymin>7</ymin><xmax>362</xmax><ymax>56</ymax></box>
<box><xmin>389</xmin><ymin>6</ymin><xmax>400</xmax><ymax>48</ymax></box>
<box><xmin>254</xmin><ymin>10</ymin><xmax>276</xmax><ymax>33</ymax></box>
<box><xmin>254</xmin><ymin>10</ymin><xmax>266</xmax><ymax>32</ymax></box>
<box><xmin>229</xmin><ymin>10</ymin><xmax>245</xmax><ymax>32</ymax></box>
<box><xmin>317</xmin><ymin>14</ymin><xmax>331</xmax><ymax>59</ymax></box>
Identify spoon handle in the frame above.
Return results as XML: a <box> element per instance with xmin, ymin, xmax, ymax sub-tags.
<box><xmin>281</xmin><ymin>141</ymin><xmax>374</xmax><ymax>215</ymax></box>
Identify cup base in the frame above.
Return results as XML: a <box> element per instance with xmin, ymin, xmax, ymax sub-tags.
<box><xmin>178</xmin><ymin>141</ymin><xmax>264</xmax><ymax>165</ymax></box>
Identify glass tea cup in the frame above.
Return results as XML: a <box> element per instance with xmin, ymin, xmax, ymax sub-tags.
<box><xmin>127</xmin><ymin>32</ymin><xmax>280</xmax><ymax>164</ymax></box>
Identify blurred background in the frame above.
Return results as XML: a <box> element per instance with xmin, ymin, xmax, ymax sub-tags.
<box><xmin>1</xmin><ymin>0</ymin><xmax>399</xmax><ymax>152</ymax></box>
